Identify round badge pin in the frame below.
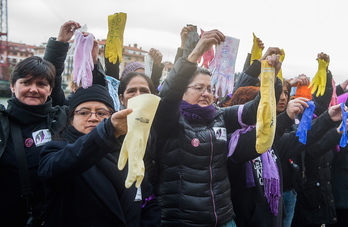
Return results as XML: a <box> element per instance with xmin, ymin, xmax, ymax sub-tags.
<box><xmin>25</xmin><ymin>138</ymin><xmax>34</xmax><ymax>148</ymax></box>
<box><xmin>191</xmin><ymin>138</ymin><xmax>200</xmax><ymax>147</ymax></box>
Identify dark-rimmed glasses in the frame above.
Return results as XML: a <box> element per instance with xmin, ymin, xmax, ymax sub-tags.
<box><xmin>74</xmin><ymin>109</ymin><xmax>113</xmax><ymax>119</ymax></box>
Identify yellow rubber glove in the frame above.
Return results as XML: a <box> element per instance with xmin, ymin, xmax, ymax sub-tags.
<box><xmin>105</xmin><ymin>13</ymin><xmax>127</xmax><ymax>64</ymax></box>
<box><xmin>256</xmin><ymin>60</ymin><xmax>276</xmax><ymax>154</ymax></box>
<box><xmin>308</xmin><ymin>58</ymin><xmax>328</xmax><ymax>97</ymax></box>
<box><xmin>118</xmin><ymin>94</ymin><xmax>160</xmax><ymax>188</ymax></box>
<box><xmin>250</xmin><ymin>33</ymin><xmax>263</xmax><ymax>65</ymax></box>
<box><xmin>276</xmin><ymin>49</ymin><xmax>285</xmax><ymax>81</ymax></box>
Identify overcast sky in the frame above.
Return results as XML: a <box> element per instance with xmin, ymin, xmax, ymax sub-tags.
<box><xmin>7</xmin><ymin>0</ymin><xmax>348</xmax><ymax>84</ymax></box>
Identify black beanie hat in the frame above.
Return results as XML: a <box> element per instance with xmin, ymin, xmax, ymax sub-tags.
<box><xmin>68</xmin><ymin>85</ymin><xmax>115</xmax><ymax>111</ymax></box>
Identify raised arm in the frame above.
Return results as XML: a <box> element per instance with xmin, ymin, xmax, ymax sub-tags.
<box><xmin>39</xmin><ymin>109</ymin><xmax>131</xmax><ymax>183</ymax></box>
<box><xmin>311</xmin><ymin>52</ymin><xmax>333</xmax><ymax>115</ymax></box>
<box><xmin>149</xmin><ymin>48</ymin><xmax>164</xmax><ymax>91</ymax></box>
<box><xmin>154</xmin><ymin>29</ymin><xmax>225</xmax><ymax>138</ymax></box>
<box><xmin>44</xmin><ymin>20</ymin><xmax>81</xmax><ymax>106</ymax></box>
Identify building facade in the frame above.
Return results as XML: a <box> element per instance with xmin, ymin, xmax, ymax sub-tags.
<box><xmin>0</xmin><ymin>40</ymin><xmax>174</xmax><ymax>97</ymax></box>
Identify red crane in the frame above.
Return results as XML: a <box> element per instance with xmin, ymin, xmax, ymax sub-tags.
<box><xmin>0</xmin><ymin>0</ymin><xmax>9</xmax><ymax>97</ymax></box>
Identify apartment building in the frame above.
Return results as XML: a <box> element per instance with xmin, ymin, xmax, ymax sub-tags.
<box><xmin>0</xmin><ymin>40</ymin><xmax>173</xmax><ymax>96</ymax></box>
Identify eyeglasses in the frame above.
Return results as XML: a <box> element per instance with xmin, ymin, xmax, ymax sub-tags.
<box><xmin>74</xmin><ymin>109</ymin><xmax>113</xmax><ymax>119</ymax></box>
<box><xmin>187</xmin><ymin>84</ymin><xmax>215</xmax><ymax>94</ymax></box>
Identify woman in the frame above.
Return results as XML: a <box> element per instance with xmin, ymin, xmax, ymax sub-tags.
<box><xmin>227</xmin><ymin>92</ymin><xmax>342</xmax><ymax>227</ymax></box>
<box><xmin>38</xmin><ymin>84</ymin><xmax>161</xmax><ymax>226</ymax></box>
<box><xmin>0</xmin><ymin>56</ymin><xmax>68</xmax><ymax>226</ymax></box>
<box><xmin>151</xmin><ymin>29</ymin><xmax>282</xmax><ymax>226</ymax></box>
<box><xmin>118</xmin><ymin>71</ymin><xmax>157</xmax><ymax>107</ymax></box>
<box><xmin>0</xmin><ymin>20</ymin><xmax>87</xmax><ymax>226</ymax></box>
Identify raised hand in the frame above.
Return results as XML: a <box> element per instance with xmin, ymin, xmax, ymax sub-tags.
<box><xmin>188</xmin><ymin>29</ymin><xmax>225</xmax><ymax>63</ymax></box>
<box><xmin>57</xmin><ymin>20</ymin><xmax>81</xmax><ymax>43</ymax></box>
<box><xmin>111</xmin><ymin>108</ymin><xmax>133</xmax><ymax>138</ymax></box>
<box><xmin>286</xmin><ymin>97</ymin><xmax>310</xmax><ymax>119</ymax></box>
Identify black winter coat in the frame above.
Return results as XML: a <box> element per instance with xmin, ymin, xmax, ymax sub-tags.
<box><xmin>152</xmin><ymin>57</ymin><xmax>261</xmax><ymax>226</ymax></box>
<box><xmin>331</xmin><ymin>146</ymin><xmax>348</xmax><ymax>209</ymax></box>
<box><xmin>0</xmin><ymin>36</ymin><xmax>69</xmax><ymax>226</ymax></box>
<box><xmin>38</xmin><ymin>119</ymin><xmax>161</xmax><ymax>227</ymax></box>
<box><xmin>229</xmin><ymin>110</ymin><xmax>339</xmax><ymax>227</ymax></box>
<box><xmin>0</xmin><ymin>97</ymin><xmax>67</xmax><ymax>226</ymax></box>
<box><xmin>292</xmin><ymin>128</ymin><xmax>341</xmax><ymax>226</ymax></box>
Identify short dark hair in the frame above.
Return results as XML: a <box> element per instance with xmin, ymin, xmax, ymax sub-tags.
<box><xmin>188</xmin><ymin>67</ymin><xmax>211</xmax><ymax>84</ymax></box>
<box><xmin>118</xmin><ymin>72</ymin><xmax>156</xmax><ymax>95</ymax></box>
<box><xmin>9</xmin><ymin>56</ymin><xmax>56</xmax><ymax>88</ymax></box>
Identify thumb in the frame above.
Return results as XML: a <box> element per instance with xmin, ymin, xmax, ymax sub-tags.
<box><xmin>114</xmin><ymin>108</ymin><xmax>133</xmax><ymax>119</ymax></box>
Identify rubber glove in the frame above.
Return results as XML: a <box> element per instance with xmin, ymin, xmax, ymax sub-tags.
<box><xmin>295</xmin><ymin>101</ymin><xmax>316</xmax><ymax>144</ymax></box>
<box><xmin>339</xmin><ymin>102</ymin><xmax>348</xmax><ymax>147</ymax></box>
<box><xmin>183</xmin><ymin>25</ymin><xmax>199</xmax><ymax>58</ymax></box>
<box><xmin>118</xmin><ymin>94</ymin><xmax>160</xmax><ymax>188</ymax></box>
<box><xmin>276</xmin><ymin>49</ymin><xmax>285</xmax><ymax>81</ymax></box>
<box><xmin>255</xmin><ymin>60</ymin><xmax>276</xmax><ymax>154</ymax></box>
<box><xmin>198</xmin><ymin>29</ymin><xmax>215</xmax><ymax>68</ymax></box>
<box><xmin>144</xmin><ymin>54</ymin><xmax>153</xmax><ymax>78</ymax></box>
<box><xmin>294</xmin><ymin>82</ymin><xmax>312</xmax><ymax>100</ymax></box>
<box><xmin>309</xmin><ymin>58</ymin><xmax>329</xmax><ymax>97</ymax></box>
<box><xmin>105</xmin><ymin>13</ymin><xmax>127</xmax><ymax>64</ymax></box>
<box><xmin>250</xmin><ymin>33</ymin><xmax>263</xmax><ymax>65</ymax></box>
<box><xmin>329</xmin><ymin>78</ymin><xmax>338</xmax><ymax>107</ymax></box>
<box><xmin>209</xmin><ymin>36</ymin><xmax>240</xmax><ymax>98</ymax></box>
<box><xmin>73</xmin><ymin>30</ymin><xmax>94</xmax><ymax>88</ymax></box>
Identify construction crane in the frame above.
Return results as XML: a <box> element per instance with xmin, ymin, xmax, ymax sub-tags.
<box><xmin>0</xmin><ymin>0</ymin><xmax>9</xmax><ymax>96</ymax></box>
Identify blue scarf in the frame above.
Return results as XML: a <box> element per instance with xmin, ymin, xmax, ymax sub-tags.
<box><xmin>179</xmin><ymin>100</ymin><xmax>216</xmax><ymax>124</ymax></box>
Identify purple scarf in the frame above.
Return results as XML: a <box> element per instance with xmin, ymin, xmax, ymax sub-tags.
<box><xmin>227</xmin><ymin>105</ymin><xmax>280</xmax><ymax>216</ymax></box>
<box><xmin>261</xmin><ymin>150</ymin><xmax>280</xmax><ymax>216</ymax></box>
<box><xmin>179</xmin><ymin>100</ymin><xmax>216</xmax><ymax>124</ymax></box>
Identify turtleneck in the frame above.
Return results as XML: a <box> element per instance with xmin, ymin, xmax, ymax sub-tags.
<box><xmin>6</xmin><ymin>97</ymin><xmax>52</xmax><ymax>125</ymax></box>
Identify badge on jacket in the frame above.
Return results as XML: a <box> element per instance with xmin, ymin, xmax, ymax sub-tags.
<box><xmin>213</xmin><ymin>127</ymin><xmax>227</xmax><ymax>141</ymax></box>
<box><xmin>32</xmin><ymin>129</ymin><xmax>52</xmax><ymax>147</ymax></box>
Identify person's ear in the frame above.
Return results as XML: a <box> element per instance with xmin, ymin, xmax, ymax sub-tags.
<box><xmin>10</xmin><ymin>84</ymin><xmax>15</xmax><ymax>94</ymax></box>
<box><xmin>119</xmin><ymin>94</ymin><xmax>124</xmax><ymax>106</ymax></box>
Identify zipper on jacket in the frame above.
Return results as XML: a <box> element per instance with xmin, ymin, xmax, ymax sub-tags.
<box><xmin>209</xmin><ymin>130</ymin><xmax>218</xmax><ymax>227</ymax></box>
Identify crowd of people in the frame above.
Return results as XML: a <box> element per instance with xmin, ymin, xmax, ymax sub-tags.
<box><xmin>0</xmin><ymin>20</ymin><xmax>348</xmax><ymax>227</ymax></box>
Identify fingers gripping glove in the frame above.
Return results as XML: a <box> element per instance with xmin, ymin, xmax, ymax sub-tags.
<box><xmin>105</xmin><ymin>13</ymin><xmax>127</xmax><ymax>64</ymax></box>
<box><xmin>339</xmin><ymin>102</ymin><xmax>348</xmax><ymax>147</ymax></box>
<box><xmin>250</xmin><ymin>33</ymin><xmax>263</xmax><ymax>65</ymax></box>
<box><xmin>256</xmin><ymin>60</ymin><xmax>276</xmax><ymax>154</ymax></box>
<box><xmin>118</xmin><ymin>94</ymin><xmax>160</xmax><ymax>188</ymax></box>
<box><xmin>309</xmin><ymin>58</ymin><xmax>328</xmax><ymax>97</ymax></box>
<box><xmin>295</xmin><ymin>101</ymin><xmax>316</xmax><ymax>144</ymax></box>
<box><xmin>277</xmin><ymin>49</ymin><xmax>285</xmax><ymax>81</ymax></box>
<box><xmin>73</xmin><ymin>30</ymin><xmax>94</xmax><ymax>88</ymax></box>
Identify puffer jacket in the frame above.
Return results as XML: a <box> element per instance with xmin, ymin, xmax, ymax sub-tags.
<box><xmin>152</xmin><ymin>57</ymin><xmax>261</xmax><ymax>226</ymax></box>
